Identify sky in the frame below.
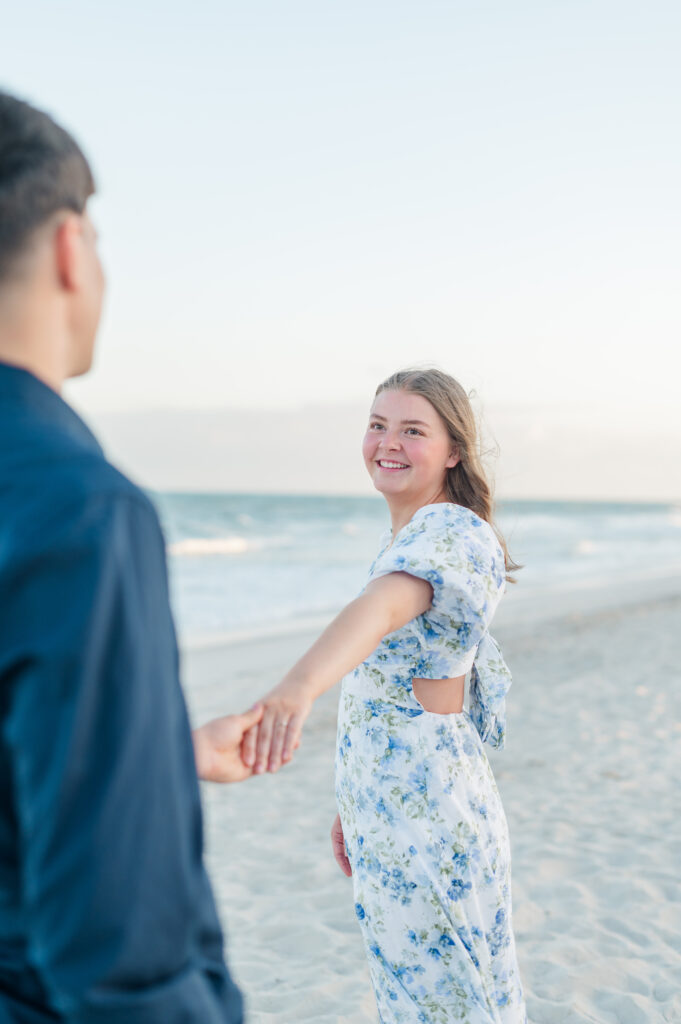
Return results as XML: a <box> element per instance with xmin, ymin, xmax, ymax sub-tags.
<box><xmin>2</xmin><ymin>1</ymin><xmax>680</xmax><ymax>499</ymax></box>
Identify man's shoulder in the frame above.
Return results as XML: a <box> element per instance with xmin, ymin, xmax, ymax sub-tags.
<box><xmin>2</xmin><ymin>400</ymin><xmax>155</xmax><ymax>513</ymax></box>
<box><xmin>45</xmin><ymin>454</ymin><xmax>161</xmax><ymax>548</ymax></box>
<box><xmin>61</xmin><ymin>450</ymin><xmax>155</xmax><ymax>515</ymax></box>
<box><xmin>1</xmin><ymin>444</ymin><xmax>162</xmax><ymax>568</ymax></box>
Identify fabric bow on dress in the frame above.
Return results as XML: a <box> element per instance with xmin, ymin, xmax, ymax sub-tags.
<box><xmin>469</xmin><ymin>630</ymin><xmax>513</xmax><ymax>750</ymax></box>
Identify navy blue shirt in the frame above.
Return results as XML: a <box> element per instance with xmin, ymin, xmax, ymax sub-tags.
<box><xmin>0</xmin><ymin>363</ymin><xmax>243</xmax><ymax>1023</ymax></box>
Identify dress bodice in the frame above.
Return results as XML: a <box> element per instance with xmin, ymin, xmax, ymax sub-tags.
<box><xmin>343</xmin><ymin>502</ymin><xmax>513</xmax><ymax>749</ymax></box>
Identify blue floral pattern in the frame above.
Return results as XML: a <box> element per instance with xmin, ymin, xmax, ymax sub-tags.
<box><xmin>335</xmin><ymin>503</ymin><xmax>527</xmax><ymax>1022</ymax></box>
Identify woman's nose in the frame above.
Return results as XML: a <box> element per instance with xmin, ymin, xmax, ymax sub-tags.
<box><xmin>380</xmin><ymin>432</ymin><xmax>401</xmax><ymax>450</ymax></box>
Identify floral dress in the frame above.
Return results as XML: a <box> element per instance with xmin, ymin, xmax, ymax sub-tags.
<box><xmin>335</xmin><ymin>502</ymin><xmax>527</xmax><ymax>1023</ymax></box>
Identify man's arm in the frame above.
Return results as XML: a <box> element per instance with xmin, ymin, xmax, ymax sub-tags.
<box><xmin>2</xmin><ymin>492</ymin><xmax>242</xmax><ymax>1023</ymax></box>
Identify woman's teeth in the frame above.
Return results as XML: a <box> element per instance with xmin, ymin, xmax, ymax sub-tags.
<box><xmin>378</xmin><ymin>460</ymin><xmax>408</xmax><ymax>469</ymax></box>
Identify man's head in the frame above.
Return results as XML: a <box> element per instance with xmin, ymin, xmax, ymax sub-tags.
<box><xmin>0</xmin><ymin>92</ymin><xmax>104</xmax><ymax>383</ymax></box>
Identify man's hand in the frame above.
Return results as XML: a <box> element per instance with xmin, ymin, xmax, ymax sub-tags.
<box><xmin>193</xmin><ymin>703</ymin><xmax>264</xmax><ymax>783</ymax></box>
<box><xmin>331</xmin><ymin>813</ymin><xmax>352</xmax><ymax>877</ymax></box>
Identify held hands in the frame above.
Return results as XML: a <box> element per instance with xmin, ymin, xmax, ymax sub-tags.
<box><xmin>193</xmin><ymin>703</ymin><xmax>265</xmax><ymax>783</ymax></box>
<box><xmin>241</xmin><ymin>676</ymin><xmax>314</xmax><ymax>774</ymax></box>
<box><xmin>193</xmin><ymin>676</ymin><xmax>314</xmax><ymax>782</ymax></box>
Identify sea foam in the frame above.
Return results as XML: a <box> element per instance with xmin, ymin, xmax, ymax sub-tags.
<box><xmin>168</xmin><ymin>536</ymin><xmax>256</xmax><ymax>556</ymax></box>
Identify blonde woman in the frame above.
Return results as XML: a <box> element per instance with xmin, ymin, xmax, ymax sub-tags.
<box><xmin>199</xmin><ymin>368</ymin><xmax>527</xmax><ymax>1022</ymax></box>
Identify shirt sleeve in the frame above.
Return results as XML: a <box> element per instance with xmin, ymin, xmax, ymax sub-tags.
<box><xmin>2</xmin><ymin>492</ymin><xmax>242</xmax><ymax>1023</ymax></box>
<box><xmin>369</xmin><ymin>505</ymin><xmax>507</xmax><ymax>678</ymax></box>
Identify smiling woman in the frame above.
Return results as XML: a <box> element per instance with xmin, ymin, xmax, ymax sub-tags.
<box><xmin>331</xmin><ymin>369</ymin><xmax>526</xmax><ymax>1021</ymax></box>
<box><xmin>198</xmin><ymin>366</ymin><xmax>527</xmax><ymax>1021</ymax></box>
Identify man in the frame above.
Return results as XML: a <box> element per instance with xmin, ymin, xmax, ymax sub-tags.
<box><xmin>0</xmin><ymin>91</ymin><xmax>261</xmax><ymax>1022</ymax></box>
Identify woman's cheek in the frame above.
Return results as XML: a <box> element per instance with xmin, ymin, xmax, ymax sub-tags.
<box><xmin>361</xmin><ymin>436</ymin><xmax>376</xmax><ymax>464</ymax></box>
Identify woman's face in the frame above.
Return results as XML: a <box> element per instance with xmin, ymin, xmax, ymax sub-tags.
<box><xmin>362</xmin><ymin>389</ymin><xmax>459</xmax><ymax>502</ymax></box>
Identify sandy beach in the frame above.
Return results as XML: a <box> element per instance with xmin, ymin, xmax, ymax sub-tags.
<box><xmin>182</xmin><ymin>572</ymin><xmax>681</xmax><ymax>1024</ymax></box>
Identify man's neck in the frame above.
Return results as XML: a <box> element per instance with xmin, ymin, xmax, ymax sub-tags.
<box><xmin>0</xmin><ymin>347</ymin><xmax>64</xmax><ymax>393</ymax></box>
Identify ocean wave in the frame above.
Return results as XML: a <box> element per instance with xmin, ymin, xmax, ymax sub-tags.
<box><xmin>168</xmin><ymin>536</ymin><xmax>258</xmax><ymax>556</ymax></box>
<box><xmin>573</xmin><ymin>538</ymin><xmax>599</xmax><ymax>555</ymax></box>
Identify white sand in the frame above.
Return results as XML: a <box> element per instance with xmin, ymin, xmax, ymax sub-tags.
<box><xmin>182</xmin><ymin>577</ymin><xmax>681</xmax><ymax>1024</ymax></box>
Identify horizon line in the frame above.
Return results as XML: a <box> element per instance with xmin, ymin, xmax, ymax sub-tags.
<box><xmin>146</xmin><ymin>488</ymin><xmax>680</xmax><ymax>508</ymax></box>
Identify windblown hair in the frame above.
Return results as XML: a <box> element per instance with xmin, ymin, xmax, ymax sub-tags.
<box><xmin>0</xmin><ymin>91</ymin><xmax>95</xmax><ymax>283</ymax></box>
<box><xmin>375</xmin><ymin>367</ymin><xmax>521</xmax><ymax>582</ymax></box>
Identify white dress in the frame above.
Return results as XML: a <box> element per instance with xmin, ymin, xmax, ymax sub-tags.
<box><xmin>335</xmin><ymin>503</ymin><xmax>527</xmax><ymax>1023</ymax></box>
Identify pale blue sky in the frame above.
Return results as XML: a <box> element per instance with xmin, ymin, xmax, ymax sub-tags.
<box><xmin>1</xmin><ymin>2</ymin><xmax>680</xmax><ymax>496</ymax></box>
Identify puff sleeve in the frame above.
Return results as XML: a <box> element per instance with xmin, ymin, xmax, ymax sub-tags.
<box><xmin>369</xmin><ymin>503</ymin><xmax>512</xmax><ymax>748</ymax></box>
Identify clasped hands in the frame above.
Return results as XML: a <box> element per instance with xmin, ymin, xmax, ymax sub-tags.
<box><xmin>192</xmin><ymin>676</ymin><xmax>313</xmax><ymax>783</ymax></box>
<box><xmin>243</xmin><ymin>674</ymin><xmax>314</xmax><ymax>775</ymax></box>
<box><xmin>192</xmin><ymin>677</ymin><xmax>352</xmax><ymax>877</ymax></box>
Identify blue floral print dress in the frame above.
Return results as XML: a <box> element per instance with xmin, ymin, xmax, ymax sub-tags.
<box><xmin>335</xmin><ymin>503</ymin><xmax>527</xmax><ymax>1023</ymax></box>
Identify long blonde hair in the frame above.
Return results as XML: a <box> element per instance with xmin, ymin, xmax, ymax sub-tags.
<box><xmin>375</xmin><ymin>367</ymin><xmax>521</xmax><ymax>583</ymax></box>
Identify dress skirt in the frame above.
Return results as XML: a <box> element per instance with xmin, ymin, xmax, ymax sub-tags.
<box><xmin>335</xmin><ymin>684</ymin><xmax>527</xmax><ymax>1024</ymax></box>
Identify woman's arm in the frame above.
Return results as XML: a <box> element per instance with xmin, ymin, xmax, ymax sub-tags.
<box><xmin>198</xmin><ymin>571</ymin><xmax>433</xmax><ymax>780</ymax></box>
<box><xmin>244</xmin><ymin>570</ymin><xmax>433</xmax><ymax>773</ymax></box>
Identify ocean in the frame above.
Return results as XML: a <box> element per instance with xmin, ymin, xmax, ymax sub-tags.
<box><xmin>148</xmin><ymin>493</ymin><xmax>681</xmax><ymax>648</ymax></box>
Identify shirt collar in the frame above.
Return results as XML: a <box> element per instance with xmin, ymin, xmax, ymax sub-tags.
<box><xmin>0</xmin><ymin>361</ymin><xmax>103</xmax><ymax>455</ymax></box>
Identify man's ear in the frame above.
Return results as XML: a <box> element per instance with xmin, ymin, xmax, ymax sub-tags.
<box><xmin>446</xmin><ymin>445</ymin><xmax>460</xmax><ymax>470</ymax></box>
<box><xmin>54</xmin><ymin>214</ymin><xmax>83</xmax><ymax>292</ymax></box>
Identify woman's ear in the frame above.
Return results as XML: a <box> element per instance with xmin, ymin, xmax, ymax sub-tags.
<box><xmin>446</xmin><ymin>445</ymin><xmax>460</xmax><ymax>470</ymax></box>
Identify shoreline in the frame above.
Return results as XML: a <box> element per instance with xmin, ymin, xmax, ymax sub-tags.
<box><xmin>179</xmin><ymin>561</ymin><xmax>681</xmax><ymax>665</ymax></box>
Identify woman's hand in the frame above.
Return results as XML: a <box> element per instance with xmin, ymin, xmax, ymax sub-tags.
<box><xmin>241</xmin><ymin>677</ymin><xmax>314</xmax><ymax>774</ymax></box>
<box><xmin>331</xmin><ymin>813</ymin><xmax>352</xmax><ymax>876</ymax></box>
<box><xmin>192</xmin><ymin>703</ymin><xmax>265</xmax><ymax>783</ymax></box>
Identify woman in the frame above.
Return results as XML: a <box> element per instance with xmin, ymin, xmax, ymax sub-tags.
<box><xmin>215</xmin><ymin>367</ymin><xmax>527</xmax><ymax>1021</ymax></box>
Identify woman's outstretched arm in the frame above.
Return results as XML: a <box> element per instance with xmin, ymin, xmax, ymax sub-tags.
<box><xmin>195</xmin><ymin>571</ymin><xmax>433</xmax><ymax>780</ymax></box>
<box><xmin>246</xmin><ymin>571</ymin><xmax>433</xmax><ymax>773</ymax></box>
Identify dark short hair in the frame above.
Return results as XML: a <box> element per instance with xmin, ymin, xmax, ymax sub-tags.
<box><xmin>0</xmin><ymin>91</ymin><xmax>95</xmax><ymax>283</ymax></box>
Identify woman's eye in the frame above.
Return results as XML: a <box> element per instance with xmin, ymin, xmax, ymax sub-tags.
<box><xmin>405</xmin><ymin>427</ymin><xmax>422</xmax><ymax>436</ymax></box>
<box><xmin>369</xmin><ymin>422</ymin><xmax>384</xmax><ymax>430</ymax></box>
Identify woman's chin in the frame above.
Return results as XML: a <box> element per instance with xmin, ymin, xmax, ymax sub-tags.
<box><xmin>371</xmin><ymin>473</ymin><xmax>411</xmax><ymax>495</ymax></box>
